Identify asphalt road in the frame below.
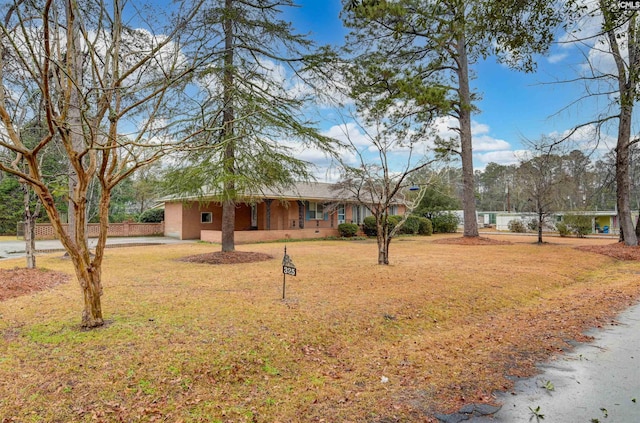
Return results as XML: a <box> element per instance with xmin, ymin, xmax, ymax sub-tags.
<box><xmin>0</xmin><ymin>236</ymin><xmax>192</xmax><ymax>260</ymax></box>
<box><xmin>474</xmin><ymin>302</ymin><xmax>640</xmax><ymax>422</ymax></box>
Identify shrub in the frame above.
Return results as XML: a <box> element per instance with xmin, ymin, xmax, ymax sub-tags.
<box><xmin>526</xmin><ymin>218</ymin><xmax>539</xmax><ymax>232</ymax></box>
<box><xmin>417</xmin><ymin>217</ymin><xmax>433</xmax><ymax>236</ymax></box>
<box><xmin>337</xmin><ymin>223</ymin><xmax>359</xmax><ymax>238</ymax></box>
<box><xmin>139</xmin><ymin>208</ymin><xmax>164</xmax><ymax>223</ymax></box>
<box><xmin>362</xmin><ymin>215</ymin><xmax>378</xmax><ymax>236</ymax></box>
<box><xmin>556</xmin><ymin>221</ymin><xmax>570</xmax><ymax>237</ymax></box>
<box><xmin>562</xmin><ymin>214</ymin><xmax>592</xmax><ymax>238</ymax></box>
<box><xmin>431</xmin><ymin>212</ymin><xmax>460</xmax><ymax>233</ymax></box>
<box><xmin>362</xmin><ymin>215</ymin><xmax>400</xmax><ymax>236</ymax></box>
<box><xmin>397</xmin><ymin>215</ymin><xmax>420</xmax><ymax>235</ymax></box>
<box><xmin>508</xmin><ymin>219</ymin><xmax>527</xmax><ymax>233</ymax></box>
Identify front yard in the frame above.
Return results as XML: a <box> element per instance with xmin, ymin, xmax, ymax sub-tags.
<box><xmin>1</xmin><ymin>234</ymin><xmax>639</xmax><ymax>422</ymax></box>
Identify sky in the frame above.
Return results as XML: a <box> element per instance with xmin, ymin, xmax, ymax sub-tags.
<box><xmin>281</xmin><ymin>0</ymin><xmax>637</xmax><ymax>177</ymax></box>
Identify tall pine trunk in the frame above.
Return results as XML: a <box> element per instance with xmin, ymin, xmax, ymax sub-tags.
<box><xmin>221</xmin><ymin>0</ymin><xmax>236</xmax><ymax>252</ymax></box>
<box><xmin>455</xmin><ymin>29</ymin><xmax>479</xmax><ymax>238</ymax></box>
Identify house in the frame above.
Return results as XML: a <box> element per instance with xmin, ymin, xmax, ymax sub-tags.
<box><xmin>163</xmin><ymin>181</ymin><xmax>406</xmax><ymax>243</ymax></box>
<box><xmin>494</xmin><ymin>210</ymin><xmax>634</xmax><ymax>235</ymax></box>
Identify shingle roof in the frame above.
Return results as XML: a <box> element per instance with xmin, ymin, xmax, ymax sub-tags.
<box><xmin>163</xmin><ymin>181</ymin><xmax>356</xmax><ymax>203</ymax></box>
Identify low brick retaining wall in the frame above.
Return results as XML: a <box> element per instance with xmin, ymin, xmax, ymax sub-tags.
<box><xmin>26</xmin><ymin>221</ymin><xmax>164</xmax><ymax>240</ymax></box>
<box><xmin>201</xmin><ymin>228</ymin><xmax>339</xmax><ymax>244</ymax></box>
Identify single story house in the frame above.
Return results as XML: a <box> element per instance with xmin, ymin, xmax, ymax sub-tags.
<box><xmin>163</xmin><ymin>181</ymin><xmax>406</xmax><ymax>243</ymax></box>
<box><xmin>493</xmin><ymin>210</ymin><xmax>635</xmax><ymax>235</ymax></box>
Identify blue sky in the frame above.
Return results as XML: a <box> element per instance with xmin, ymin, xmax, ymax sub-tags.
<box><xmin>282</xmin><ymin>0</ymin><xmax>634</xmax><ymax>174</ymax></box>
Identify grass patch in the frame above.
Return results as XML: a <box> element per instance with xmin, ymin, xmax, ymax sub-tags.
<box><xmin>0</xmin><ymin>235</ymin><xmax>639</xmax><ymax>421</ymax></box>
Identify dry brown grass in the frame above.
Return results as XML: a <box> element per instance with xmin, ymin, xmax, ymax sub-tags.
<box><xmin>1</xmin><ymin>234</ymin><xmax>639</xmax><ymax>422</ymax></box>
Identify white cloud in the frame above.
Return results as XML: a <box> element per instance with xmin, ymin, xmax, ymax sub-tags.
<box><xmin>547</xmin><ymin>53</ymin><xmax>568</xmax><ymax>64</ymax></box>
<box><xmin>474</xmin><ymin>150</ymin><xmax>526</xmax><ymax>168</ymax></box>
<box><xmin>548</xmin><ymin>123</ymin><xmax>617</xmax><ymax>152</ymax></box>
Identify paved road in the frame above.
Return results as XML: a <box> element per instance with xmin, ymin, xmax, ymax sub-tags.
<box><xmin>0</xmin><ymin>236</ymin><xmax>193</xmax><ymax>260</ymax></box>
<box><xmin>473</xmin><ymin>302</ymin><xmax>640</xmax><ymax>422</ymax></box>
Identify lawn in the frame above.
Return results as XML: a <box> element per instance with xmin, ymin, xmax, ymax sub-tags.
<box><xmin>1</xmin><ymin>234</ymin><xmax>639</xmax><ymax>422</ymax></box>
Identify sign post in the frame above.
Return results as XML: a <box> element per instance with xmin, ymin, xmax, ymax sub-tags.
<box><xmin>282</xmin><ymin>245</ymin><xmax>296</xmax><ymax>299</ymax></box>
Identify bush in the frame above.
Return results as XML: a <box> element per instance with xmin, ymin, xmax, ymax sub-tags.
<box><xmin>337</xmin><ymin>223</ymin><xmax>359</xmax><ymax>238</ymax></box>
<box><xmin>526</xmin><ymin>219</ymin><xmax>539</xmax><ymax>232</ymax></box>
<box><xmin>431</xmin><ymin>212</ymin><xmax>460</xmax><ymax>233</ymax></box>
<box><xmin>362</xmin><ymin>215</ymin><xmax>378</xmax><ymax>236</ymax></box>
<box><xmin>417</xmin><ymin>217</ymin><xmax>433</xmax><ymax>236</ymax></box>
<box><xmin>508</xmin><ymin>219</ymin><xmax>527</xmax><ymax>233</ymax></box>
<box><xmin>562</xmin><ymin>214</ymin><xmax>592</xmax><ymax>237</ymax></box>
<box><xmin>139</xmin><ymin>208</ymin><xmax>164</xmax><ymax>223</ymax></box>
<box><xmin>362</xmin><ymin>215</ymin><xmax>400</xmax><ymax>236</ymax></box>
<box><xmin>397</xmin><ymin>215</ymin><xmax>420</xmax><ymax>235</ymax></box>
<box><xmin>556</xmin><ymin>221</ymin><xmax>570</xmax><ymax>237</ymax></box>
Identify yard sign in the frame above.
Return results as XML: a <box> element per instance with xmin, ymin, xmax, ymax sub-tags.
<box><xmin>282</xmin><ymin>246</ymin><xmax>296</xmax><ymax>299</ymax></box>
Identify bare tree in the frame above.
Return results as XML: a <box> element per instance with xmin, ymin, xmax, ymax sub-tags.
<box><xmin>0</xmin><ymin>0</ymin><xmax>208</xmax><ymax>327</ymax></box>
<box><xmin>517</xmin><ymin>137</ymin><xmax>567</xmax><ymax>244</ymax></box>
<box><xmin>334</xmin><ymin>114</ymin><xmax>435</xmax><ymax>265</ymax></box>
<box><xmin>559</xmin><ymin>0</ymin><xmax>639</xmax><ymax>245</ymax></box>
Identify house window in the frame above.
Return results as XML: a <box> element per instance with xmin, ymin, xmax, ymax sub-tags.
<box><xmin>352</xmin><ymin>205</ymin><xmax>371</xmax><ymax>224</ymax></box>
<box><xmin>250</xmin><ymin>204</ymin><xmax>258</xmax><ymax>228</ymax></box>
<box><xmin>389</xmin><ymin>205</ymin><xmax>398</xmax><ymax>215</ymax></box>
<box><xmin>337</xmin><ymin>205</ymin><xmax>345</xmax><ymax>224</ymax></box>
<box><xmin>201</xmin><ymin>212</ymin><xmax>213</xmax><ymax>224</ymax></box>
<box><xmin>308</xmin><ymin>202</ymin><xmax>324</xmax><ymax>220</ymax></box>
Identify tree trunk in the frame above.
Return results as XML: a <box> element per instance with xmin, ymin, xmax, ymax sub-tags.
<box><xmin>603</xmin><ymin>3</ymin><xmax>638</xmax><ymax>246</ymax></box>
<box><xmin>221</xmin><ymin>0</ymin><xmax>236</xmax><ymax>252</ymax></box>
<box><xmin>73</xmin><ymin>258</ymin><xmax>104</xmax><ymax>328</ymax></box>
<box><xmin>23</xmin><ymin>184</ymin><xmax>38</xmax><ymax>269</ymax></box>
<box><xmin>615</xmin><ymin>103</ymin><xmax>638</xmax><ymax>246</ymax></box>
<box><xmin>455</xmin><ymin>29</ymin><xmax>479</xmax><ymax>238</ymax></box>
<box><xmin>376</xmin><ymin>217</ymin><xmax>389</xmax><ymax>265</ymax></box>
<box><xmin>537</xmin><ymin>211</ymin><xmax>543</xmax><ymax>244</ymax></box>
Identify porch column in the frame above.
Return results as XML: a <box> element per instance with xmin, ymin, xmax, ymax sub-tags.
<box><xmin>297</xmin><ymin>200</ymin><xmax>305</xmax><ymax>229</ymax></box>
<box><xmin>265</xmin><ymin>199</ymin><xmax>272</xmax><ymax>230</ymax></box>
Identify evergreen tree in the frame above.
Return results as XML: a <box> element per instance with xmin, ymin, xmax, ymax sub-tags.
<box><xmin>164</xmin><ymin>0</ymin><xmax>337</xmax><ymax>252</ymax></box>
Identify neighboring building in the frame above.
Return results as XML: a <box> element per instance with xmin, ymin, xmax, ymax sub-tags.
<box><xmin>163</xmin><ymin>181</ymin><xmax>406</xmax><ymax>242</ymax></box>
<box><xmin>494</xmin><ymin>211</ymin><xmax>634</xmax><ymax>235</ymax></box>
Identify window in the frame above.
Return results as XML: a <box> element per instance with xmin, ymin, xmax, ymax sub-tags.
<box><xmin>308</xmin><ymin>202</ymin><xmax>324</xmax><ymax>220</ymax></box>
<box><xmin>337</xmin><ymin>205</ymin><xmax>345</xmax><ymax>224</ymax></box>
<box><xmin>201</xmin><ymin>212</ymin><xmax>212</xmax><ymax>224</ymax></box>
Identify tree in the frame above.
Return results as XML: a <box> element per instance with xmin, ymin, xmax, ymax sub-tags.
<box><xmin>163</xmin><ymin>0</ymin><xmax>337</xmax><ymax>252</ymax></box>
<box><xmin>0</xmin><ymin>174</ymin><xmax>22</xmax><ymax>235</ymax></box>
<box><xmin>518</xmin><ymin>138</ymin><xmax>567</xmax><ymax>244</ymax></box>
<box><xmin>342</xmin><ymin>0</ymin><xmax>564</xmax><ymax>237</ymax></box>
<box><xmin>413</xmin><ymin>170</ymin><xmax>460</xmax><ymax>219</ymax></box>
<box><xmin>332</xmin><ymin>103</ymin><xmax>436</xmax><ymax>264</ymax></box>
<box><xmin>560</xmin><ymin>0</ymin><xmax>639</xmax><ymax>245</ymax></box>
<box><xmin>0</xmin><ymin>0</ymin><xmax>208</xmax><ymax>327</ymax></box>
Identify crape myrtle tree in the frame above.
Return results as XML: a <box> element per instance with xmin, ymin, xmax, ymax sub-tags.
<box><xmin>0</xmin><ymin>0</ymin><xmax>211</xmax><ymax>328</ymax></box>
<box><xmin>333</xmin><ymin>119</ymin><xmax>435</xmax><ymax>265</ymax></box>
<box><xmin>560</xmin><ymin>0</ymin><xmax>640</xmax><ymax>245</ymax></box>
<box><xmin>342</xmin><ymin>0</ymin><xmax>565</xmax><ymax>238</ymax></box>
<box><xmin>163</xmin><ymin>0</ymin><xmax>337</xmax><ymax>252</ymax></box>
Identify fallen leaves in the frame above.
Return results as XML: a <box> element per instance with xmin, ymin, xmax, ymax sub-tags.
<box><xmin>0</xmin><ymin>268</ymin><xmax>69</xmax><ymax>301</ymax></box>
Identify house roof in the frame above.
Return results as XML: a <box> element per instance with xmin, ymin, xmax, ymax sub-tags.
<box><xmin>259</xmin><ymin>181</ymin><xmax>347</xmax><ymax>202</ymax></box>
<box><xmin>163</xmin><ymin>181</ymin><xmax>356</xmax><ymax>203</ymax></box>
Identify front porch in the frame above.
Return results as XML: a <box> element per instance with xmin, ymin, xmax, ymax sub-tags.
<box><xmin>201</xmin><ymin>227</ymin><xmax>339</xmax><ymax>244</ymax></box>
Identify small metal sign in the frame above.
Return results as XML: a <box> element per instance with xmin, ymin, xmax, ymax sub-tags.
<box><xmin>282</xmin><ymin>246</ymin><xmax>296</xmax><ymax>299</ymax></box>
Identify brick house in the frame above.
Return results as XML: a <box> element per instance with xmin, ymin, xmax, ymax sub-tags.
<box><xmin>163</xmin><ymin>181</ymin><xmax>406</xmax><ymax>243</ymax></box>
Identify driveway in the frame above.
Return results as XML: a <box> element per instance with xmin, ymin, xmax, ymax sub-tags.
<box><xmin>471</xmin><ymin>302</ymin><xmax>640</xmax><ymax>422</ymax></box>
<box><xmin>0</xmin><ymin>236</ymin><xmax>194</xmax><ymax>260</ymax></box>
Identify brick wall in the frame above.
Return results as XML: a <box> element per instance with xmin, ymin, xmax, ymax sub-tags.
<box><xmin>31</xmin><ymin>221</ymin><xmax>164</xmax><ymax>240</ymax></box>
